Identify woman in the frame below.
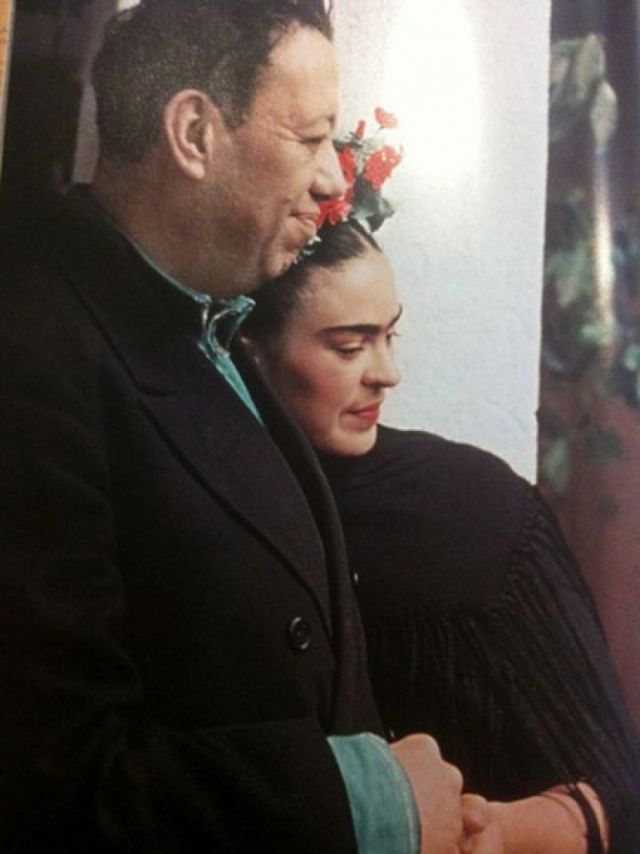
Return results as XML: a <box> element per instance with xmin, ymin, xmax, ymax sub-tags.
<box><xmin>242</xmin><ymin>220</ymin><xmax>640</xmax><ymax>852</ymax></box>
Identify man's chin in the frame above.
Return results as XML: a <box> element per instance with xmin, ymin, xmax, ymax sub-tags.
<box><xmin>264</xmin><ymin>250</ymin><xmax>301</xmax><ymax>281</ymax></box>
<box><xmin>260</xmin><ymin>233</ymin><xmax>318</xmax><ymax>282</ymax></box>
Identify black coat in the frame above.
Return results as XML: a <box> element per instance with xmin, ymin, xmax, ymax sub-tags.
<box><xmin>0</xmin><ymin>191</ymin><xmax>380</xmax><ymax>853</ymax></box>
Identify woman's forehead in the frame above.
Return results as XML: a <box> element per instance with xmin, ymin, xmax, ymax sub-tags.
<box><xmin>297</xmin><ymin>253</ymin><xmax>399</xmax><ymax>328</ymax></box>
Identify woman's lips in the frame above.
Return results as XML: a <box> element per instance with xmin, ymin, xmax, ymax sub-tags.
<box><xmin>345</xmin><ymin>404</ymin><xmax>381</xmax><ymax>427</ymax></box>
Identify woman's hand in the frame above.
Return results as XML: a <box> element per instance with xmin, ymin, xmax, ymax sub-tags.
<box><xmin>459</xmin><ymin>784</ymin><xmax>607</xmax><ymax>853</ymax></box>
<box><xmin>460</xmin><ymin>794</ymin><xmax>505</xmax><ymax>853</ymax></box>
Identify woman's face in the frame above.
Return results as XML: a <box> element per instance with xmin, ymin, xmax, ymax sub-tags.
<box><xmin>256</xmin><ymin>246</ymin><xmax>402</xmax><ymax>455</ymax></box>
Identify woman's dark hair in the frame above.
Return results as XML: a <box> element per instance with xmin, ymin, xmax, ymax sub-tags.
<box><xmin>244</xmin><ymin>219</ymin><xmax>381</xmax><ymax>348</ymax></box>
<box><xmin>92</xmin><ymin>0</ymin><xmax>333</xmax><ymax>164</ymax></box>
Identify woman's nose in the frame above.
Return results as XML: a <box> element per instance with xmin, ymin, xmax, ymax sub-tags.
<box><xmin>364</xmin><ymin>345</ymin><xmax>401</xmax><ymax>388</ymax></box>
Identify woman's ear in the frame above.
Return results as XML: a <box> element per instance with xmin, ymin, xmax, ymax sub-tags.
<box><xmin>163</xmin><ymin>89</ymin><xmax>218</xmax><ymax>181</ymax></box>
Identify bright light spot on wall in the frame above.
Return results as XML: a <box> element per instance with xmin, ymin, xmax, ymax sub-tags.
<box><xmin>383</xmin><ymin>0</ymin><xmax>482</xmax><ymax>189</ymax></box>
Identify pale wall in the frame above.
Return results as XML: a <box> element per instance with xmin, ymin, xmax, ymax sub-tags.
<box><xmin>334</xmin><ymin>0</ymin><xmax>551</xmax><ymax>481</ymax></box>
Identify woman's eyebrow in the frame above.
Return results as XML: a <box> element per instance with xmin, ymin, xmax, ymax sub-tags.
<box><xmin>322</xmin><ymin>306</ymin><xmax>404</xmax><ymax>337</ymax></box>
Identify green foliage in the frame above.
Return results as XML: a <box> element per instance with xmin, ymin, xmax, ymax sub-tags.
<box><xmin>540</xmin><ymin>33</ymin><xmax>640</xmax><ymax>495</ymax></box>
<box><xmin>549</xmin><ymin>35</ymin><xmax>617</xmax><ymax>149</ymax></box>
<box><xmin>540</xmin><ymin>435</ymin><xmax>571</xmax><ymax>493</ymax></box>
<box><xmin>351</xmin><ymin>179</ymin><xmax>395</xmax><ymax>233</ymax></box>
<box><xmin>545</xmin><ymin>241</ymin><xmax>592</xmax><ymax>308</ymax></box>
<box><xmin>585</xmin><ymin>424</ymin><xmax>624</xmax><ymax>467</ymax></box>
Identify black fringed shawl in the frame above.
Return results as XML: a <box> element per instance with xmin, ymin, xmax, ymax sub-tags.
<box><xmin>320</xmin><ymin>426</ymin><xmax>640</xmax><ymax>852</ymax></box>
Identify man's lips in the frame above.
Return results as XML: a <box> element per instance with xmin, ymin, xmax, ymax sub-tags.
<box><xmin>293</xmin><ymin>212</ymin><xmax>320</xmax><ymax>236</ymax></box>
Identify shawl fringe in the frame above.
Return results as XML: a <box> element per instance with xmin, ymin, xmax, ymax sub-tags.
<box><xmin>364</xmin><ymin>491</ymin><xmax>640</xmax><ymax>851</ymax></box>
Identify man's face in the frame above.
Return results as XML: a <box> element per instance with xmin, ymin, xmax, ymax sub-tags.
<box><xmin>210</xmin><ymin>24</ymin><xmax>345</xmax><ymax>294</ymax></box>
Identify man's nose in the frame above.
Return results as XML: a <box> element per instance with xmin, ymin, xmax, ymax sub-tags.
<box><xmin>312</xmin><ymin>139</ymin><xmax>348</xmax><ymax>199</ymax></box>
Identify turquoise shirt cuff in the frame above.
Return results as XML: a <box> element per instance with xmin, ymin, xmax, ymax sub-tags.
<box><xmin>328</xmin><ymin>733</ymin><xmax>420</xmax><ymax>854</ymax></box>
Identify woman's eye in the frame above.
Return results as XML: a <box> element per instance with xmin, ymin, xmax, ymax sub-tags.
<box><xmin>335</xmin><ymin>345</ymin><xmax>364</xmax><ymax>358</ymax></box>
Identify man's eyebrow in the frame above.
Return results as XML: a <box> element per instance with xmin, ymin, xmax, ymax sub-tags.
<box><xmin>322</xmin><ymin>306</ymin><xmax>404</xmax><ymax>336</ymax></box>
<box><xmin>298</xmin><ymin>113</ymin><xmax>337</xmax><ymax>133</ymax></box>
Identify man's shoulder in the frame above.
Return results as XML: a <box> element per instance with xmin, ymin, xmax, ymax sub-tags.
<box><xmin>1</xmin><ymin>193</ymin><xmax>83</xmax><ymax>296</ymax></box>
<box><xmin>0</xmin><ymin>197</ymin><xmax>112</xmax><ymax>378</ymax></box>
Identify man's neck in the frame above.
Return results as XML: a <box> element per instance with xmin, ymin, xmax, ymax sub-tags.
<box><xmin>91</xmin><ymin>163</ymin><xmax>205</xmax><ymax>291</ymax></box>
<box><xmin>91</xmin><ymin>157</ymin><xmax>248</xmax><ymax>300</ymax></box>
<box><xmin>92</xmin><ymin>160</ymin><xmax>176</xmax><ymax>273</ymax></box>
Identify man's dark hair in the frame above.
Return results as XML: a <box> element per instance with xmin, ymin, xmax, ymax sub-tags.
<box><xmin>244</xmin><ymin>220</ymin><xmax>381</xmax><ymax>349</ymax></box>
<box><xmin>92</xmin><ymin>0</ymin><xmax>333</xmax><ymax>164</ymax></box>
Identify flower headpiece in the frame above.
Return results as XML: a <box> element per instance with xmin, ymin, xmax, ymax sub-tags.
<box><xmin>315</xmin><ymin>107</ymin><xmax>403</xmax><ymax>237</ymax></box>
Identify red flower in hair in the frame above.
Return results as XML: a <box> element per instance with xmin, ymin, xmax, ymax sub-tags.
<box><xmin>316</xmin><ymin>147</ymin><xmax>357</xmax><ymax>227</ymax></box>
<box><xmin>353</xmin><ymin>119</ymin><xmax>366</xmax><ymax>140</ymax></box>
<box><xmin>363</xmin><ymin>145</ymin><xmax>403</xmax><ymax>190</ymax></box>
<box><xmin>374</xmin><ymin>107</ymin><xmax>398</xmax><ymax>129</ymax></box>
<box><xmin>339</xmin><ymin>146</ymin><xmax>357</xmax><ymax>186</ymax></box>
<box><xmin>317</xmin><ymin>195</ymin><xmax>353</xmax><ymax>228</ymax></box>
<box><xmin>303</xmin><ymin>110</ymin><xmax>402</xmax><ymax>245</ymax></box>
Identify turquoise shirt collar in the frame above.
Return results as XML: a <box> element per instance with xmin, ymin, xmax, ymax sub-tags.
<box><xmin>134</xmin><ymin>251</ymin><xmax>260</xmax><ymax>420</ymax></box>
<box><xmin>97</xmin><ymin>209</ymin><xmax>261</xmax><ymax>420</ymax></box>
<box><xmin>131</xmin><ymin>241</ymin><xmax>255</xmax><ymax>357</ymax></box>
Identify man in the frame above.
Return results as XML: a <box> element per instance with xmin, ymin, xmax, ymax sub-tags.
<box><xmin>0</xmin><ymin>1</ymin><xmax>470</xmax><ymax>850</ymax></box>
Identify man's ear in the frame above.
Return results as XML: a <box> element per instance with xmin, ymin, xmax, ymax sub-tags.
<box><xmin>163</xmin><ymin>89</ymin><xmax>220</xmax><ymax>180</ymax></box>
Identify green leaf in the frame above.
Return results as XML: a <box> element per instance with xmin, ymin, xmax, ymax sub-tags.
<box><xmin>622</xmin><ymin>343</ymin><xmax>640</xmax><ymax>372</ymax></box>
<box><xmin>540</xmin><ymin>341</ymin><xmax>570</xmax><ymax>374</ymax></box>
<box><xmin>569</xmin><ymin>34</ymin><xmax>606</xmax><ymax>109</ymax></box>
<box><xmin>590</xmin><ymin>80</ymin><xmax>618</xmax><ymax>149</ymax></box>
<box><xmin>585</xmin><ymin>425</ymin><xmax>624</xmax><ymax>467</ymax></box>
<box><xmin>545</xmin><ymin>243</ymin><xmax>592</xmax><ymax>306</ymax></box>
<box><xmin>367</xmin><ymin>206</ymin><xmax>395</xmax><ymax>234</ymax></box>
<box><xmin>549</xmin><ymin>35</ymin><xmax>610</xmax><ymax>144</ymax></box>
<box><xmin>578</xmin><ymin>318</ymin><xmax>617</xmax><ymax>348</ymax></box>
<box><xmin>549</xmin><ymin>45</ymin><xmax>573</xmax><ymax>101</ymax></box>
<box><xmin>540</xmin><ymin>437</ymin><xmax>571</xmax><ymax>493</ymax></box>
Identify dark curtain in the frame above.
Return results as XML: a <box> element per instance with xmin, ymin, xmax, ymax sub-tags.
<box><xmin>0</xmin><ymin>0</ymin><xmax>114</xmax><ymax>229</ymax></box>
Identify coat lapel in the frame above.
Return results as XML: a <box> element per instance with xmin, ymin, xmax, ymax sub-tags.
<box><xmin>48</xmin><ymin>191</ymin><xmax>332</xmax><ymax>629</ymax></box>
<box><xmin>139</xmin><ymin>372</ymin><xmax>332</xmax><ymax>629</ymax></box>
<box><xmin>236</xmin><ymin>346</ymin><xmax>383</xmax><ymax>733</ymax></box>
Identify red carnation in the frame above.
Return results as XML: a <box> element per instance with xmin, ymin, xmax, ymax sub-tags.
<box><xmin>353</xmin><ymin>119</ymin><xmax>366</xmax><ymax>140</ymax></box>
<box><xmin>374</xmin><ymin>107</ymin><xmax>398</xmax><ymax>129</ymax></box>
<box><xmin>317</xmin><ymin>195</ymin><xmax>352</xmax><ymax>228</ymax></box>
<box><xmin>363</xmin><ymin>145</ymin><xmax>403</xmax><ymax>190</ymax></box>
<box><xmin>338</xmin><ymin>146</ymin><xmax>357</xmax><ymax>186</ymax></box>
